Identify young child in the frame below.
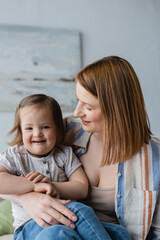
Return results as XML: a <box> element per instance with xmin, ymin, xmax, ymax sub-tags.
<box><xmin>0</xmin><ymin>94</ymin><xmax>116</xmax><ymax>240</ymax></box>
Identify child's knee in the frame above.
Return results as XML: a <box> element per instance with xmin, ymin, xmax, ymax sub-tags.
<box><xmin>66</xmin><ymin>202</ymin><xmax>93</xmax><ymax>214</ymax></box>
<box><xmin>35</xmin><ymin>225</ymin><xmax>67</xmax><ymax>239</ymax></box>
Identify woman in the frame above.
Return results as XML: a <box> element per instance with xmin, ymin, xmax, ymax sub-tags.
<box><xmin>1</xmin><ymin>56</ymin><xmax>160</xmax><ymax>240</ymax></box>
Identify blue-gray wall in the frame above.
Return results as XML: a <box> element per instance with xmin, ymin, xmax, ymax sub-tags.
<box><xmin>0</xmin><ymin>0</ymin><xmax>160</xmax><ymax>152</ymax></box>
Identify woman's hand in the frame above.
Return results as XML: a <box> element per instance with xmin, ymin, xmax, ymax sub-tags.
<box><xmin>18</xmin><ymin>192</ymin><xmax>77</xmax><ymax>228</ymax></box>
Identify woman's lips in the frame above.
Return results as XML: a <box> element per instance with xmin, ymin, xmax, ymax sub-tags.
<box><xmin>82</xmin><ymin>120</ymin><xmax>90</xmax><ymax>125</ymax></box>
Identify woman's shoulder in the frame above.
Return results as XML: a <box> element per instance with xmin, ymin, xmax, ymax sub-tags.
<box><xmin>140</xmin><ymin>136</ymin><xmax>160</xmax><ymax>158</ymax></box>
<box><xmin>63</xmin><ymin>116</ymin><xmax>90</xmax><ymax>149</ymax></box>
<box><xmin>123</xmin><ymin>136</ymin><xmax>160</xmax><ymax>192</ymax></box>
<box><xmin>124</xmin><ymin>136</ymin><xmax>160</xmax><ymax>167</ymax></box>
<box><xmin>151</xmin><ymin>136</ymin><xmax>160</xmax><ymax>145</ymax></box>
<box><xmin>148</xmin><ymin>136</ymin><xmax>160</xmax><ymax>155</ymax></box>
<box><xmin>64</xmin><ymin>115</ymin><xmax>83</xmax><ymax>131</ymax></box>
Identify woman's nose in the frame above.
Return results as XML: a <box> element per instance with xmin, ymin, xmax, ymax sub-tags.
<box><xmin>74</xmin><ymin>102</ymin><xmax>84</xmax><ymax>118</ymax></box>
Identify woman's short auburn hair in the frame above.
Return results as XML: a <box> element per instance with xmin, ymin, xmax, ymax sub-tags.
<box><xmin>76</xmin><ymin>56</ymin><xmax>152</xmax><ymax>166</ymax></box>
<box><xmin>8</xmin><ymin>94</ymin><xmax>65</xmax><ymax>146</ymax></box>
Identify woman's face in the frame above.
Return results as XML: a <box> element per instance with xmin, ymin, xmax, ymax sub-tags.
<box><xmin>74</xmin><ymin>82</ymin><xmax>103</xmax><ymax>133</ymax></box>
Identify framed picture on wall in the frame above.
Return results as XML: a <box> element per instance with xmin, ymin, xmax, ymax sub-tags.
<box><xmin>0</xmin><ymin>24</ymin><xmax>82</xmax><ymax>113</ymax></box>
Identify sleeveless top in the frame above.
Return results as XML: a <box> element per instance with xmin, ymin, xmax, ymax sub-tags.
<box><xmin>81</xmin><ymin>186</ymin><xmax>119</xmax><ymax>224</ymax></box>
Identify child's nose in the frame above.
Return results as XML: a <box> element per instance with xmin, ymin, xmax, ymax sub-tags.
<box><xmin>34</xmin><ymin>128</ymin><xmax>43</xmax><ymax>137</ymax></box>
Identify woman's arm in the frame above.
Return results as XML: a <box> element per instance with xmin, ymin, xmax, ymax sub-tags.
<box><xmin>0</xmin><ymin>164</ymin><xmax>56</xmax><ymax>196</ymax></box>
<box><xmin>0</xmin><ymin>193</ymin><xmax>20</xmax><ymax>203</ymax></box>
<box><xmin>0</xmin><ymin>192</ymin><xmax>78</xmax><ymax>229</ymax></box>
<box><xmin>0</xmin><ymin>164</ymin><xmax>34</xmax><ymax>194</ymax></box>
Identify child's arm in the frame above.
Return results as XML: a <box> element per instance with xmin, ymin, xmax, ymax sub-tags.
<box><xmin>0</xmin><ymin>163</ymin><xmax>56</xmax><ymax>196</ymax></box>
<box><xmin>52</xmin><ymin>166</ymin><xmax>88</xmax><ymax>200</ymax></box>
<box><xmin>26</xmin><ymin>171</ymin><xmax>51</xmax><ymax>183</ymax></box>
<box><xmin>26</xmin><ymin>166</ymin><xmax>88</xmax><ymax>200</ymax></box>
<box><xmin>26</xmin><ymin>171</ymin><xmax>59</xmax><ymax>198</ymax></box>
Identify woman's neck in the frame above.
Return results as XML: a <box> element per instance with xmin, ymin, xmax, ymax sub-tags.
<box><xmin>91</xmin><ymin>132</ymin><xmax>103</xmax><ymax>145</ymax></box>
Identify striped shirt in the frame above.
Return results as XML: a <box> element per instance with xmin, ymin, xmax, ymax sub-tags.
<box><xmin>64</xmin><ymin>116</ymin><xmax>160</xmax><ymax>240</ymax></box>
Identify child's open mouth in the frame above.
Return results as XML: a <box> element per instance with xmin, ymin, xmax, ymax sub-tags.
<box><xmin>32</xmin><ymin>140</ymin><xmax>46</xmax><ymax>144</ymax></box>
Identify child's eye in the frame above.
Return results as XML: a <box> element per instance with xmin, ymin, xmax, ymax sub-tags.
<box><xmin>25</xmin><ymin>127</ymin><xmax>32</xmax><ymax>130</ymax></box>
<box><xmin>42</xmin><ymin>126</ymin><xmax>50</xmax><ymax>129</ymax></box>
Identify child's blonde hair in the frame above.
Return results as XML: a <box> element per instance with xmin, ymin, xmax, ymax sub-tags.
<box><xmin>8</xmin><ymin>94</ymin><xmax>65</xmax><ymax>146</ymax></box>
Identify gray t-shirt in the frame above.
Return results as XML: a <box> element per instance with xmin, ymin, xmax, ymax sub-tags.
<box><xmin>0</xmin><ymin>144</ymin><xmax>81</xmax><ymax>229</ymax></box>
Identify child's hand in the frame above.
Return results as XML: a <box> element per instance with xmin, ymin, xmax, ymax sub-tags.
<box><xmin>26</xmin><ymin>171</ymin><xmax>51</xmax><ymax>183</ymax></box>
<box><xmin>34</xmin><ymin>182</ymin><xmax>60</xmax><ymax>198</ymax></box>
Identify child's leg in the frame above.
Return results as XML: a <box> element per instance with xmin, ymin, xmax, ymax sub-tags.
<box><xmin>35</xmin><ymin>225</ymin><xmax>83</xmax><ymax>240</ymax></box>
<box><xmin>66</xmin><ymin>202</ymin><xmax>112</xmax><ymax>240</ymax></box>
<box><xmin>35</xmin><ymin>202</ymin><xmax>111</xmax><ymax>240</ymax></box>
<box><xmin>14</xmin><ymin>218</ymin><xmax>82</xmax><ymax>240</ymax></box>
<box><xmin>101</xmin><ymin>221</ymin><xmax>132</xmax><ymax>240</ymax></box>
<box><xmin>14</xmin><ymin>219</ymin><xmax>43</xmax><ymax>240</ymax></box>
<box><xmin>14</xmin><ymin>202</ymin><xmax>130</xmax><ymax>240</ymax></box>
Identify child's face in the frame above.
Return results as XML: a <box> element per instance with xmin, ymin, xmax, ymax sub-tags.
<box><xmin>20</xmin><ymin>104</ymin><xmax>57</xmax><ymax>158</ymax></box>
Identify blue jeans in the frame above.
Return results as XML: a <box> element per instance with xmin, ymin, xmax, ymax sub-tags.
<box><xmin>14</xmin><ymin>202</ymin><xmax>131</xmax><ymax>240</ymax></box>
